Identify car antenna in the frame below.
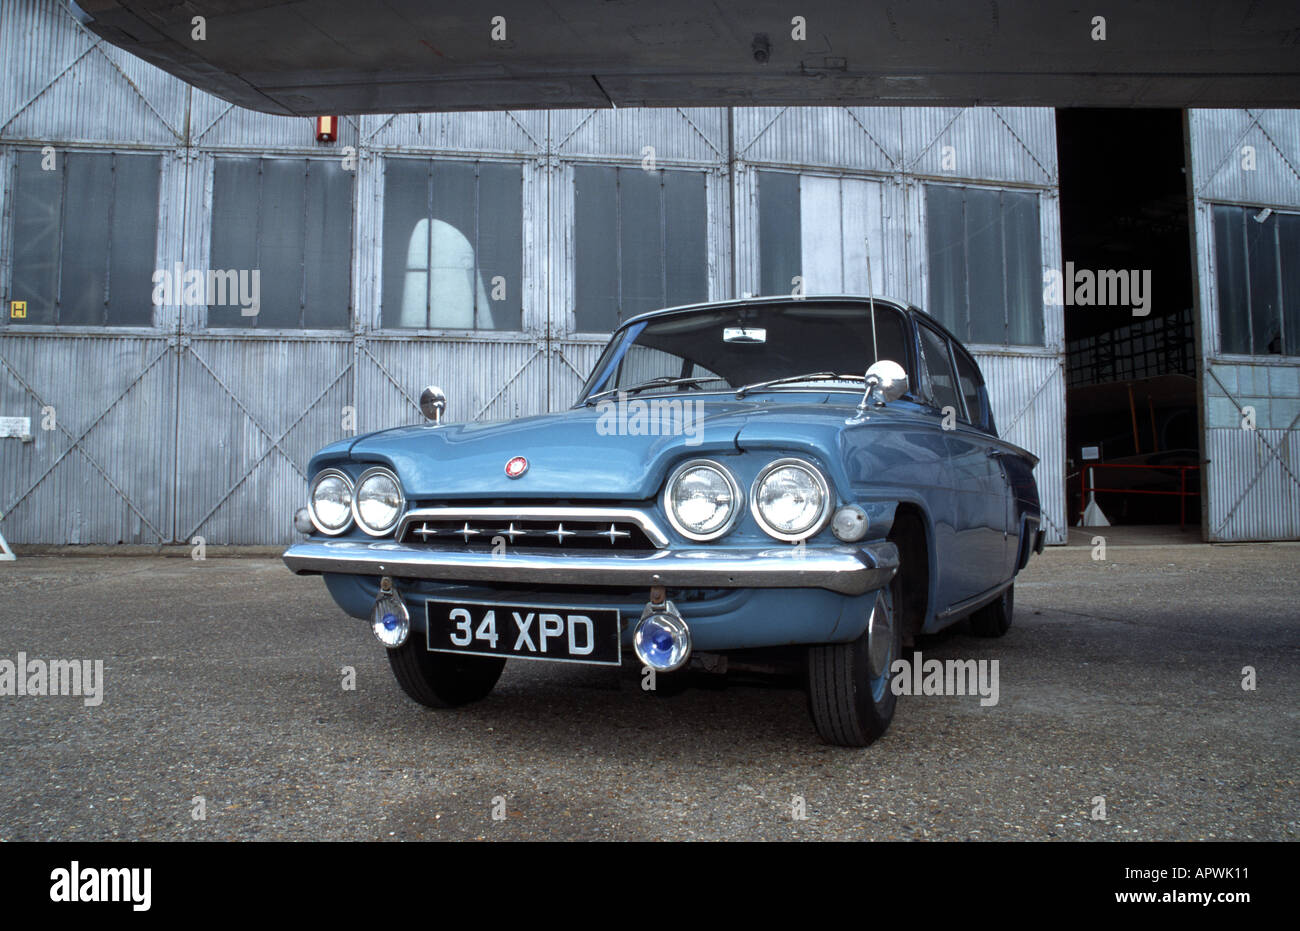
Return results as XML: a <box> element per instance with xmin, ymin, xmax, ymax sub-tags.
<box><xmin>866</xmin><ymin>243</ymin><xmax>878</xmax><ymax>364</ymax></box>
<box><xmin>848</xmin><ymin>244</ymin><xmax>881</xmax><ymax>425</ymax></box>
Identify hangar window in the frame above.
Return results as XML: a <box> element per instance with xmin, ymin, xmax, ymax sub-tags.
<box><xmin>7</xmin><ymin>150</ymin><xmax>160</xmax><ymax>327</ymax></box>
<box><xmin>757</xmin><ymin>170</ymin><xmax>801</xmax><ymax>297</ymax></box>
<box><xmin>1213</xmin><ymin>204</ymin><xmax>1300</xmax><ymax>357</ymax></box>
<box><xmin>381</xmin><ymin>158</ymin><xmax>522</xmax><ymax>331</ymax></box>
<box><xmin>925</xmin><ymin>184</ymin><xmax>1044</xmax><ymax>347</ymax></box>
<box><xmin>573</xmin><ymin>165</ymin><xmax>708</xmax><ymax>333</ymax></box>
<box><xmin>208</xmin><ymin>156</ymin><xmax>353</xmax><ymax>329</ymax></box>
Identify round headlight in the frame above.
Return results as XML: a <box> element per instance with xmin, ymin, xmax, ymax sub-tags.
<box><xmin>752</xmin><ymin>458</ymin><xmax>832</xmax><ymax>541</ymax></box>
<box><xmin>352</xmin><ymin>467</ymin><xmax>405</xmax><ymax>536</ymax></box>
<box><xmin>664</xmin><ymin>459</ymin><xmax>740</xmax><ymax>541</ymax></box>
<box><xmin>308</xmin><ymin>469</ymin><xmax>353</xmax><ymax>535</ymax></box>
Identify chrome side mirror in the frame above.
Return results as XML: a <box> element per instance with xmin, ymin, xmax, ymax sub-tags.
<box><xmin>419</xmin><ymin>385</ymin><xmax>447</xmax><ymax>424</ymax></box>
<box><xmin>861</xmin><ymin>360</ymin><xmax>908</xmax><ymax>410</ymax></box>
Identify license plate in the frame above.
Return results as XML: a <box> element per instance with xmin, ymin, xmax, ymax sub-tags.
<box><xmin>425</xmin><ymin>599</ymin><xmax>621</xmax><ymax>666</ymax></box>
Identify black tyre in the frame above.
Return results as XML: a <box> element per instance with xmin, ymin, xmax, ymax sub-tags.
<box><xmin>806</xmin><ymin>583</ymin><xmax>901</xmax><ymax>747</ymax></box>
<box><xmin>387</xmin><ymin>639</ymin><xmax>505</xmax><ymax>708</ymax></box>
<box><xmin>968</xmin><ymin>584</ymin><xmax>1013</xmax><ymax>638</ymax></box>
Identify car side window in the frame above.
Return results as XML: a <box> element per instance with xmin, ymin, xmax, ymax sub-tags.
<box><xmin>952</xmin><ymin>349</ymin><xmax>987</xmax><ymax>430</ymax></box>
<box><xmin>918</xmin><ymin>324</ymin><xmax>963</xmax><ymax>417</ymax></box>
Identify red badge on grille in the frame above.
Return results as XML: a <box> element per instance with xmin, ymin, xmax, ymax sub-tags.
<box><xmin>505</xmin><ymin>456</ymin><xmax>528</xmax><ymax>479</ymax></box>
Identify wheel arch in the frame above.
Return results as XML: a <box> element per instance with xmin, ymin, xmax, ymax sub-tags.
<box><xmin>885</xmin><ymin>500</ymin><xmax>933</xmax><ymax>645</ymax></box>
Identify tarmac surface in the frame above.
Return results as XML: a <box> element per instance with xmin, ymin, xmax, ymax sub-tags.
<box><xmin>0</xmin><ymin>542</ymin><xmax>1296</xmax><ymax>841</ymax></box>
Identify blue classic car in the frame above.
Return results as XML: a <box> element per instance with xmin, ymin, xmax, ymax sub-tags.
<box><xmin>284</xmin><ymin>296</ymin><xmax>1043</xmax><ymax>746</ymax></box>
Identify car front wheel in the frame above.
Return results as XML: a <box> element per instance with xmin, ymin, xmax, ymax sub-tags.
<box><xmin>387</xmin><ymin>638</ymin><xmax>506</xmax><ymax>708</ymax></box>
<box><xmin>806</xmin><ymin>584</ymin><xmax>901</xmax><ymax>747</ymax></box>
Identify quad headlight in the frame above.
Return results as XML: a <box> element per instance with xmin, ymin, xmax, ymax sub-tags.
<box><xmin>751</xmin><ymin>458</ymin><xmax>832</xmax><ymax>542</ymax></box>
<box><xmin>307</xmin><ymin>468</ymin><xmax>354</xmax><ymax>535</ymax></box>
<box><xmin>352</xmin><ymin>466</ymin><xmax>406</xmax><ymax>536</ymax></box>
<box><xmin>664</xmin><ymin>459</ymin><xmax>741</xmax><ymax>541</ymax></box>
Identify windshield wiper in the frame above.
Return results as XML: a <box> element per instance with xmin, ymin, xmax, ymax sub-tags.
<box><xmin>734</xmin><ymin>372</ymin><xmax>865</xmax><ymax>399</ymax></box>
<box><xmin>584</xmin><ymin>375</ymin><xmax>717</xmax><ymax>406</ymax></box>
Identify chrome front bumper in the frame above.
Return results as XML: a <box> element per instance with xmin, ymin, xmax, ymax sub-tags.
<box><xmin>282</xmin><ymin>539</ymin><xmax>899</xmax><ymax>596</ymax></box>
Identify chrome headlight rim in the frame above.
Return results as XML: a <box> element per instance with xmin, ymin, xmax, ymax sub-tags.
<box><xmin>661</xmin><ymin>458</ymin><xmax>742</xmax><ymax>542</ymax></box>
<box><xmin>307</xmin><ymin>468</ymin><xmax>354</xmax><ymax>536</ymax></box>
<box><xmin>351</xmin><ymin>466</ymin><xmax>406</xmax><ymax>537</ymax></box>
<box><xmin>750</xmin><ymin>457</ymin><xmax>833</xmax><ymax>542</ymax></box>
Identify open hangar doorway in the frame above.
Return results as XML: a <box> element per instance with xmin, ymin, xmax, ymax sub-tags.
<box><xmin>1055</xmin><ymin>109</ymin><xmax>1201</xmax><ymax>543</ymax></box>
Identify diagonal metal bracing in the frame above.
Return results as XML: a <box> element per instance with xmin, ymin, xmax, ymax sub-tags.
<box><xmin>840</xmin><ymin>108</ymin><xmax>898</xmax><ymax>170</ymax></box>
<box><xmin>1204</xmin><ymin>368</ymin><xmax>1300</xmax><ymax>535</ymax></box>
<box><xmin>91</xmin><ymin>45</ymin><xmax>184</xmax><ymax>141</ymax></box>
<box><xmin>904</xmin><ymin>108</ymin><xmax>966</xmax><ymax>173</ymax></box>
<box><xmin>0</xmin><ymin>45</ymin><xmax>96</xmax><ymax>134</ymax></box>
<box><xmin>505</xmin><ymin>111</ymin><xmax>544</xmax><ymax>152</ymax></box>
<box><xmin>1194</xmin><ymin>109</ymin><xmax>1300</xmax><ymax>198</ymax></box>
<box><xmin>553</xmin><ymin>109</ymin><xmax>599</xmax><ymax>151</ymax></box>
<box><xmin>670</xmin><ymin>108</ymin><xmax>724</xmax><ymax>159</ymax></box>
<box><xmin>191</xmin><ymin>101</ymin><xmax>236</xmax><ymax>144</ymax></box>
<box><xmin>1</xmin><ymin>26</ymin><xmax>182</xmax><ymax>141</ymax></box>
<box><xmin>358</xmin><ymin>343</ymin><xmax>425</xmax><ymax>416</ymax></box>
<box><xmin>737</xmin><ymin>107</ymin><xmax>789</xmax><ymax>156</ymax></box>
<box><xmin>180</xmin><ymin>346</ymin><xmax>351</xmax><ymax>539</ymax></box>
<box><xmin>999</xmin><ymin>363</ymin><xmax>1060</xmax><ymax>436</ymax></box>
<box><xmin>0</xmin><ymin>344</ymin><xmax>170</xmax><ymax>540</ymax></box>
<box><xmin>553</xmin><ymin>347</ymin><xmax>589</xmax><ymax>382</ymax></box>
<box><xmin>473</xmin><ymin>347</ymin><xmax>545</xmax><ymax>421</ymax></box>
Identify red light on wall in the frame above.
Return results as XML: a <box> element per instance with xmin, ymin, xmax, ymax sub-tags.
<box><xmin>315</xmin><ymin>116</ymin><xmax>338</xmax><ymax>143</ymax></box>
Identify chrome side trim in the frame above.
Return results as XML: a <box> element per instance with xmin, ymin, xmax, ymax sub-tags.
<box><xmin>395</xmin><ymin>506</ymin><xmax>671</xmax><ymax>549</ymax></box>
<box><xmin>935</xmin><ymin>578</ymin><xmax>1013</xmax><ymax>620</ymax></box>
<box><xmin>283</xmin><ymin>539</ymin><xmax>900</xmax><ymax>597</ymax></box>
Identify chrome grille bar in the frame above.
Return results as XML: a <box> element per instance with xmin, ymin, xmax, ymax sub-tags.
<box><xmin>395</xmin><ymin>506</ymin><xmax>669</xmax><ymax>549</ymax></box>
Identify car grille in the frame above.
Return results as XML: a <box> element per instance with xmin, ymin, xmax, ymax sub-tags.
<box><xmin>395</xmin><ymin>507</ymin><xmax>665</xmax><ymax>552</ymax></box>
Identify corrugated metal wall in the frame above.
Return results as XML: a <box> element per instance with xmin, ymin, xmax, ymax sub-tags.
<box><xmin>1189</xmin><ymin>109</ymin><xmax>1300</xmax><ymax>541</ymax></box>
<box><xmin>1</xmin><ymin>0</ymin><xmax>1067</xmax><ymax>545</ymax></box>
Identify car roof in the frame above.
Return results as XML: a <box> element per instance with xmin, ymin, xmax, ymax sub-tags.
<box><xmin>616</xmin><ymin>294</ymin><xmax>917</xmax><ymax>330</ymax></box>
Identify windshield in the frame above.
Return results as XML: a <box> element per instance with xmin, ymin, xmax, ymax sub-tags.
<box><xmin>578</xmin><ymin>301</ymin><xmax>913</xmax><ymax>403</ymax></box>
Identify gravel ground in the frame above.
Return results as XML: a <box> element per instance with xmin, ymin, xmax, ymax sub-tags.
<box><xmin>0</xmin><ymin>544</ymin><xmax>1296</xmax><ymax>841</ymax></box>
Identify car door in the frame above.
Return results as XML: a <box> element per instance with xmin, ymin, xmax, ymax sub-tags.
<box><xmin>916</xmin><ymin>323</ymin><xmax>1007</xmax><ymax>603</ymax></box>
<box><xmin>952</xmin><ymin>344</ymin><xmax>1014</xmax><ymax>583</ymax></box>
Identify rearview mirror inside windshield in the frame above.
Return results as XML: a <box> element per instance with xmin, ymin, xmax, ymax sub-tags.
<box><xmin>723</xmin><ymin>326</ymin><xmax>766</xmax><ymax>343</ymax></box>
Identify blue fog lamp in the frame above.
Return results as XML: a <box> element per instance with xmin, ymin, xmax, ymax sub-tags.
<box><xmin>370</xmin><ymin>577</ymin><xmax>410</xmax><ymax>648</ymax></box>
<box><xmin>633</xmin><ymin>602</ymin><xmax>691</xmax><ymax>673</ymax></box>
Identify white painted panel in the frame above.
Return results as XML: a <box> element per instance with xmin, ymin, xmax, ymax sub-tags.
<box><xmin>800</xmin><ymin>175</ymin><xmax>841</xmax><ymax>294</ymax></box>
<box><xmin>799</xmin><ymin>175</ymin><xmax>885</xmax><ymax>296</ymax></box>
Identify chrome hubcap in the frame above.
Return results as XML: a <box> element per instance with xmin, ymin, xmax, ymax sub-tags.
<box><xmin>867</xmin><ymin>589</ymin><xmax>893</xmax><ymax>679</ymax></box>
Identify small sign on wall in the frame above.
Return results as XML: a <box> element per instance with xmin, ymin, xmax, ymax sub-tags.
<box><xmin>9</xmin><ymin>301</ymin><xmax>26</xmax><ymax>319</ymax></box>
<box><xmin>0</xmin><ymin>417</ymin><xmax>32</xmax><ymax>439</ymax></box>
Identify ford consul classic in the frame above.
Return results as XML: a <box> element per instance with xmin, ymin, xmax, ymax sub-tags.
<box><xmin>283</xmin><ymin>296</ymin><xmax>1043</xmax><ymax>746</ymax></box>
